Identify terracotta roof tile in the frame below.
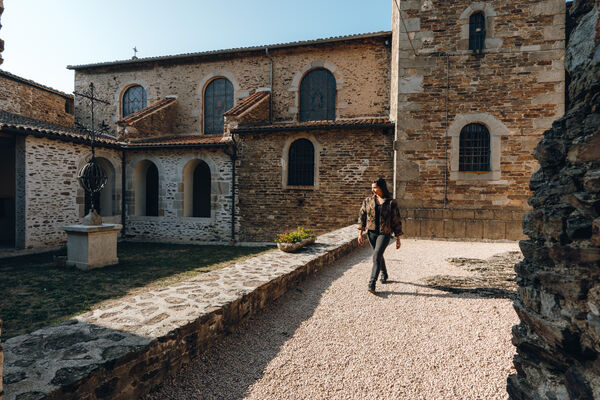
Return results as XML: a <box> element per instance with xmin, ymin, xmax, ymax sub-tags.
<box><xmin>118</xmin><ymin>97</ymin><xmax>177</xmax><ymax>125</ymax></box>
<box><xmin>68</xmin><ymin>31</ymin><xmax>391</xmax><ymax>70</ymax></box>
<box><xmin>232</xmin><ymin>118</ymin><xmax>394</xmax><ymax>133</ymax></box>
<box><xmin>0</xmin><ymin>110</ymin><xmax>118</xmax><ymax>145</ymax></box>
<box><xmin>223</xmin><ymin>91</ymin><xmax>270</xmax><ymax>117</ymax></box>
<box><xmin>125</xmin><ymin>134</ymin><xmax>229</xmax><ymax>148</ymax></box>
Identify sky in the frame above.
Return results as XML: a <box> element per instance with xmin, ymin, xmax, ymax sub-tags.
<box><xmin>1</xmin><ymin>0</ymin><xmax>392</xmax><ymax>94</ymax></box>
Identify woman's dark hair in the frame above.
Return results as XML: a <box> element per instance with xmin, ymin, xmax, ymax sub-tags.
<box><xmin>373</xmin><ymin>177</ymin><xmax>392</xmax><ymax>199</ymax></box>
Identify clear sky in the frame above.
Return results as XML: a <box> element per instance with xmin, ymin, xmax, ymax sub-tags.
<box><xmin>1</xmin><ymin>0</ymin><xmax>392</xmax><ymax>94</ymax></box>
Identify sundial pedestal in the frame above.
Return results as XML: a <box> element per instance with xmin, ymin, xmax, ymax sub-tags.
<box><xmin>63</xmin><ymin>211</ymin><xmax>122</xmax><ymax>270</ymax></box>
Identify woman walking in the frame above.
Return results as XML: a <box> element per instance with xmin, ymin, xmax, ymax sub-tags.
<box><xmin>357</xmin><ymin>178</ymin><xmax>403</xmax><ymax>293</ymax></box>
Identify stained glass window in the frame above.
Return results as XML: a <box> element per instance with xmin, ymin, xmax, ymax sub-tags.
<box><xmin>299</xmin><ymin>69</ymin><xmax>336</xmax><ymax>122</ymax></box>
<box><xmin>122</xmin><ymin>85</ymin><xmax>147</xmax><ymax>117</ymax></box>
<box><xmin>204</xmin><ymin>78</ymin><xmax>234</xmax><ymax>134</ymax></box>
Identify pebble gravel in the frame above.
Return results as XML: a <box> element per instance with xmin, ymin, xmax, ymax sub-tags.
<box><xmin>145</xmin><ymin>239</ymin><xmax>520</xmax><ymax>400</ymax></box>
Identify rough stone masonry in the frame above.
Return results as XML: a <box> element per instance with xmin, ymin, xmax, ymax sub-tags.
<box><xmin>508</xmin><ymin>0</ymin><xmax>600</xmax><ymax>398</ymax></box>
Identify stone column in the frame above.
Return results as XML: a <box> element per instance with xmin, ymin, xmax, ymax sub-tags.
<box><xmin>508</xmin><ymin>0</ymin><xmax>600</xmax><ymax>398</ymax></box>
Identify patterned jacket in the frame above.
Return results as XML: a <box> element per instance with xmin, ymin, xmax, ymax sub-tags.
<box><xmin>357</xmin><ymin>195</ymin><xmax>403</xmax><ymax>236</ymax></box>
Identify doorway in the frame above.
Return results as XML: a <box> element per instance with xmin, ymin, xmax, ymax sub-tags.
<box><xmin>0</xmin><ymin>135</ymin><xmax>15</xmax><ymax>248</ymax></box>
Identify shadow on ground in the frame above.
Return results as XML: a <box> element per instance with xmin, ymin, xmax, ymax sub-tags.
<box><xmin>143</xmin><ymin>245</ymin><xmax>365</xmax><ymax>400</ymax></box>
<box><xmin>0</xmin><ymin>242</ymin><xmax>272</xmax><ymax>339</ymax></box>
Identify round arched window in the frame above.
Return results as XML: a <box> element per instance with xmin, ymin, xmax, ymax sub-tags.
<box><xmin>299</xmin><ymin>69</ymin><xmax>336</xmax><ymax>122</ymax></box>
<box><xmin>122</xmin><ymin>85</ymin><xmax>147</xmax><ymax>117</ymax></box>
<box><xmin>204</xmin><ymin>78</ymin><xmax>234</xmax><ymax>134</ymax></box>
<box><xmin>459</xmin><ymin>123</ymin><xmax>490</xmax><ymax>171</ymax></box>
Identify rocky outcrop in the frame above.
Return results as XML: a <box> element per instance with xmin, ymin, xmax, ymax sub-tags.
<box><xmin>508</xmin><ymin>0</ymin><xmax>600</xmax><ymax>398</ymax></box>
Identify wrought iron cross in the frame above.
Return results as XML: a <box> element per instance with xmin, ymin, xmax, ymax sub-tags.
<box><xmin>73</xmin><ymin>83</ymin><xmax>110</xmax><ymax>157</ymax></box>
<box><xmin>133</xmin><ymin>46</ymin><xmax>138</xmax><ymax>58</ymax></box>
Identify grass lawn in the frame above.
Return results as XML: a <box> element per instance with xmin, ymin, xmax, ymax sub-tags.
<box><xmin>0</xmin><ymin>242</ymin><xmax>273</xmax><ymax>339</ymax></box>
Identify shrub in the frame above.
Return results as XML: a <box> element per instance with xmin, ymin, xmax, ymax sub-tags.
<box><xmin>274</xmin><ymin>227</ymin><xmax>316</xmax><ymax>244</ymax></box>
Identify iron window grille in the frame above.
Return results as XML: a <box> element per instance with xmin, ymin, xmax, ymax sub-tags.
<box><xmin>122</xmin><ymin>85</ymin><xmax>147</xmax><ymax>117</ymax></box>
<box><xmin>459</xmin><ymin>123</ymin><xmax>490</xmax><ymax>172</ymax></box>
<box><xmin>288</xmin><ymin>139</ymin><xmax>315</xmax><ymax>186</ymax></box>
<box><xmin>299</xmin><ymin>68</ymin><xmax>336</xmax><ymax>122</ymax></box>
<box><xmin>204</xmin><ymin>78</ymin><xmax>234</xmax><ymax>134</ymax></box>
<box><xmin>469</xmin><ymin>12</ymin><xmax>486</xmax><ymax>52</ymax></box>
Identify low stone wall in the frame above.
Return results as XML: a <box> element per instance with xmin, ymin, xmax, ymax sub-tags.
<box><xmin>402</xmin><ymin>208</ymin><xmax>527</xmax><ymax>241</ymax></box>
<box><xmin>2</xmin><ymin>226</ymin><xmax>360</xmax><ymax>400</ymax></box>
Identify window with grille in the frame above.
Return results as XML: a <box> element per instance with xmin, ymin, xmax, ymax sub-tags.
<box><xmin>469</xmin><ymin>12</ymin><xmax>486</xmax><ymax>52</ymax></box>
<box><xmin>459</xmin><ymin>123</ymin><xmax>490</xmax><ymax>171</ymax></box>
<box><xmin>122</xmin><ymin>85</ymin><xmax>147</xmax><ymax>117</ymax></box>
<box><xmin>145</xmin><ymin>163</ymin><xmax>159</xmax><ymax>216</ymax></box>
<box><xmin>299</xmin><ymin>69</ymin><xmax>336</xmax><ymax>122</ymax></box>
<box><xmin>193</xmin><ymin>161</ymin><xmax>211</xmax><ymax>217</ymax></box>
<box><xmin>204</xmin><ymin>78</ymin><xmax>234</xmax><ymax>134</ymax></box>
<box><xmin>288</xmin><ymin>139</ymin><xmax>315</xmax><ymax>186</ymax></box>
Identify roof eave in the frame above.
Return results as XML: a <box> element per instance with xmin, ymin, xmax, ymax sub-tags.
<box><xmin>232</xmin><ymin>122</ymin><xmax>394</xmax><ymax>134</ymax></box>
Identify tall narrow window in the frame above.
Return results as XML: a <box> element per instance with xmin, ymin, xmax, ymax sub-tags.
<box><xmin>469</xmin><ymin>12</ymin><xmax>486</xmax><ymax>52</ymax></box>
<box><xmin>145</xmin><ymin>163</ymin><xmax>159</xmax><ymax>216</ymax></box>
<box><xmin>193</xmin><ymin>161</ymin><xmax>211</xmax><ymax>217</ymax></box>
<box><xmin>204</xmin><ymin>78</ymin><xmax>234</xmax><ymax>134</ymax></box>
<box><xmin>288</xmin><ymin>139</ymin><xmax>315</xmax><ymax>186</ymax></box>
<box><xmin>459</xmin><ymin>123</ymin><xmax>490</xmax><ymax>171</ymax></box>
<box><xmin>122</xmin><ymin>85</ymin><xmax>147</xmax><ymax>117</ymax></box>
<box><xmin>299</xmin><ymin>68</ymin><xmax>336</xmax><ymax>122</ymax></box>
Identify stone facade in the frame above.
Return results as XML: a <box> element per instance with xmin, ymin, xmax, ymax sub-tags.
<box><xmin>124</xmin><ymin>148</ymin><xmax>233</xmax><ymax>243</ymax></box>
<box><xmin>508</xmin><ymin>0</ymin><xmax>600</xmax><ymax>398</ymax></box>
<box><xmin>391</xmin><ymin>0</ymin><xmax>565</xmax><ymax>240</ymax></box>
<box><xmin>71</xmin><ymin>35</ymin><xmax>391</xmax><ymax>138</ymax></box>
<box><xmin>0</xmin><ymin>319</ymin><xmax>3</xmax><ymax>400</ymax></box>
<box><xmin>0</xmin><ymin>0</ymin><xmax>4</xmax><ymax>65</ymax></box>
<box><xmin>21</xmin><ymin>136</ymin><xmax>121</xmax><ymax>248</ymax></box>
<box><xmin>236</xmin><ymin>127</ymin><xmax>394</xmax><ymax>242</ymax></box>
<box><xmin>0</xmin><ymin>71</ymin><xmax>74</xmax><ymax>128</ymax></box>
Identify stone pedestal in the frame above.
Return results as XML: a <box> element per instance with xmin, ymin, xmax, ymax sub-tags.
<box><xmin>62</xmin><ymin>224</ymin><xmax>122</xmax><ymax>270</ymax></box>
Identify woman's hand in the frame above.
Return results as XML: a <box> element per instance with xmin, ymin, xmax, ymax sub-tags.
<box><xmin>396</xmin><ymin>237</ymin><xmax>401</xmax><ymax>249</ymax></box>
<box><xmin>358</xmin><ymin>234</ymin><xmax>364</xmax><ymax>246</ymax></box>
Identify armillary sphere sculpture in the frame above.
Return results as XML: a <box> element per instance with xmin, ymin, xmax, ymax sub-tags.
<box><xmin>73</xmin><ymin>83</ymin><xmax>111</xmax><ymax>224</ymax></box>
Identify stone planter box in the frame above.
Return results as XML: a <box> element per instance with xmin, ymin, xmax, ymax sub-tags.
<box><xmin>277</xmin><ymin>237</ymin><xmax>315</xmax><ymax>252</ymax></box>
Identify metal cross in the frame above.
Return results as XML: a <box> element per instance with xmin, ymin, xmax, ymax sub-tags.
<box><xmin>73</xmin><ymin>83</ymin><xmax>110</xmax><ymax>157</ymax></box>
<box><xmin>133</xmin><ymin>46</ymin><xmax>138</xmax><ymax>58</ymax></box>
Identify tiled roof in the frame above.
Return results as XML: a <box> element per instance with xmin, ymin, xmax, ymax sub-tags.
<box><xmin>232</xmin><ymin>118</ymin><xmax>394</xmax><ymax>133</ymax></box>
<box><xmin>118</xmin><ymin>97</ymin><xmax>177</xmax><ymax>125</ymax></box>
<box><xmin>68</xmin><ymin>31</ymin><xmax>391</xmax><ymax>70</ymax></box>
<box><xmin>0</xmin><ymin>110</ymin><xmax>118</xmax><ymax>146</ymax></box>
<box><xmin>0</xmin><ymin>69</ymin><xmax>73</xmax><ymax>99</ymax></box>
<box><xmin>125</xmin><ymin>134</ymin><xmax>229</xmax><ymax>148</ymax></box>
<box><xmin>223</xmin><ymin>91</ymin><xmax>270</xmax><ymax>117</ymax></box>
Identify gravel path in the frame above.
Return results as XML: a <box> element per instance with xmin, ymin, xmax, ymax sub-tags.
<box><xmin>145</xmin><ymin>239</ymin><xmax>520</xmax><ymax>400</ymax></box>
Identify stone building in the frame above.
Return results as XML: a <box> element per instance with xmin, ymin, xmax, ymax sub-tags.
<box><xmin>391</xmin><ymin>0</ymin><xmax>565</xmax><ymax>240</ymax></box>
<box><xmin>1</xmin><ymin>0</ymin><xmax>566</xmax><ymax>248</ymax></box>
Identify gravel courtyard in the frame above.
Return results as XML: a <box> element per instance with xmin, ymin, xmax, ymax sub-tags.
<box><xmin>146</xmin><ymin>239</ymin><xmax>521</xmax><ymax>400</ymax></box>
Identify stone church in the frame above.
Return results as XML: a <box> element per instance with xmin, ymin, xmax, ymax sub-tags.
<box><xmin>0</xmin><ymin>0</ymin><xmax>565</xmax><ymax>249</ymax></box>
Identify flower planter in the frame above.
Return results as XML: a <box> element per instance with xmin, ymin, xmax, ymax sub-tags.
<box><xmin>277</xmin><ymin>237</ymin><xmax>316</xmax><ymax>253</ymax></box>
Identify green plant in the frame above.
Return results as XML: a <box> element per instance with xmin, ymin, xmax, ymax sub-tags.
<box><xmin>274</xmin><ymin>227</ymin><xmax>316</xmax><ymax>244</ymax></box>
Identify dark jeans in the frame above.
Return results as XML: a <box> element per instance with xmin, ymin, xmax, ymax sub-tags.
<box><xmin>367</xmin><ymin>231</ymin><xmax>390</xmax><ymax>288</ymax></box>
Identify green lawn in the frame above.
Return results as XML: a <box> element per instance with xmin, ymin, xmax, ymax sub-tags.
<box><xmin>0</xmin><ymin>242</ymin><xmax>273</xmax><ymax>339</ymax></box>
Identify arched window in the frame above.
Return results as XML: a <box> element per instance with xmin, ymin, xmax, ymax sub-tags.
<box><xmin>204</xmin><ymin>78</ymin><xmax>234</xmax><ymax>134</ymax></box>
<box><xmin>122</xmin><ymin>85</ymin><xmax>147</xmax><ymax>117</ymax></box>
<box><xmin>469</xmin><ymin>12</ymin><xmax>486</xmax><ymax>52</ymax></box>
<box><xmin>459</xmin><ymin>123</ymin><xmax>490</xmax><ymax>171</ymax></box>
<box><xmin>193</xmin><ymin>161</ymin><xmax>211</xmax><ymax>217</ymax></box>
<box><xmin>145</xmin><ymin>163</ymin><xmax>159</xmax><ymax>216</ymax></box>
<box><xmin>299</xmin><ymin>69</ymin><xmax>336</xmax><ymax>122</ymax></box>
<box><xmin>288</xmin><ymin>139</ymin><xmax>315</xmax><ymax>186</ymax></box>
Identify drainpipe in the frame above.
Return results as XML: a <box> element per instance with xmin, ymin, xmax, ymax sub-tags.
<box><xmin>265</xmin><ymin>47</ymin><xmax>273</xmax><ymax>124</ymax></box>
<box><xmin>443</xmin><ymin>53</ymin><xmax>449</xmax><ymax>208</ymax></box>
<box><xmin>121</xmin><ymin>150</ymin><xmax>127</xmax><ymax>237</ymax></box>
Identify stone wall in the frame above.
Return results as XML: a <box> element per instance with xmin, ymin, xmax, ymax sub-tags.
<box><xmin>508</xmin><ymin>0</ymin><xmax>600</xmax><ymax>398</ymax></box>
<box><xmin>124</xmin><ymin>148</ymin><xmax>233</xmax><ymax>243</ymax></box>
<box><xmin>73</xmin><ymin>36</ymin><xmax>391</xmax><ymax>137</ymax></box>
<box><xmin>0</xmin><ymin>0</ymin><xmax>4</xmax><ymax>65</ymax></box>
<box><xmin>391</xmin><ymin>0</ymin><xmax>565</xmax><ymax>239</ymax></box>
<box><xmin>236</xmin><ymin>127</ymin><xmax>394</xmax><ymax>242</ymax></box>
<box><xmin>0</xmin><ymin>71</ymin><xmax>74</xmax><ymax>128</ymax></box>
<box><xmin>22</xmin><ymin>136</ymin><xmax>121</xmax><ymax>248</ymax></box>
<box><xmin>0</xmin><ymin>319</ymin><xmax>3</xmax><ymax>400</ymax></box>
